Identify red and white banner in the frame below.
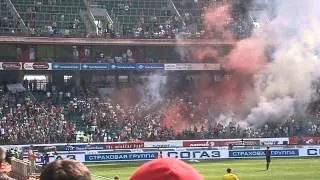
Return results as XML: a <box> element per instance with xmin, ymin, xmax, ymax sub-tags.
<box><xmin>183</xmin><ymin>139</ymin><xmax>260</xmax><ymax>147</ymax></box>
<box><xmin>164</xmin><ymin>63</ymin><xmax>220</xmax><ymax>71</ymax></box>
<box><xmin>23</xmin><ymin>62</ymin><xmax>52</xmax><ymax>70</ymax></box>
<box><xmin>289</xmin><ymin>136</ymin><xmax>320</xmax><ymax>145</ymax></box>
<box><xmin>105</xmin><ymin>142</ymin><xmax>144</xmax><ymax>149</ymax></box>
<box><xmin>0</xmin><ymin>62</ymin><xmax>22</xmax><ymax>70</ymax></box>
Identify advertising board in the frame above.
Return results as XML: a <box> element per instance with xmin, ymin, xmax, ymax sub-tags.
<box><xmin>164</xmin><ymin>150</ymin><xmax>227</xmax><ymax>160</ymax></box>
<box><xmin>136</xmin><ymin>63</ymin><xmax>164</xmax><ymax>70</ymax></box>
<box><xmin>229</xmin><ymin>149</ymin><xmax>299</xmax><ymax>158</ymax></box>
<box><xmin>0</xmin><ymin>62</ymin><xmax>22</xmax><ymax>70</ymax></box>
<box><xmin>183</xmin><ymin>139</ymin><xmax>260</xmax><ymax>147</ymax></box>
<box><xmin>85</xmin><ymin>152</ymin><xmax>158</xmax><ymax>162</ymax></box>
<box><xmin>81</xmin><ymin>63</ymin><xmax>109</xmax><ymax>70</ymax></box>
<box><xmin>52</xmin><ymin>63</ymin><xmax>81</xmax><ymax>70</ymax></box>
<box><xmin>23</xmin><ymin>62</ymin><xmax>52</xmax><ymax>70</ymax></box>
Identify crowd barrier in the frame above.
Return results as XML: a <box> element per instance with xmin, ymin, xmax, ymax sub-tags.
<box><xmin>23</xmin><ymin>146</ymin><xmax>320</xmax><ymax>164</ymax></box>
<box><xmin>11</xmin><ymin>159</ymin><xmax>41</xmax><ymax>180</ymax></box>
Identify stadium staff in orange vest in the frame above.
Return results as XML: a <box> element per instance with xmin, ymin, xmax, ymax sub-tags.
<box><xmin>223</xmin><ymin>168</ymin><xmax>239</xmax><ymax>180</ymax></box>
<box><xmin>28</xmin><ymin>146</ymin><xmax>36</xmax><ymax>173</ymax></box>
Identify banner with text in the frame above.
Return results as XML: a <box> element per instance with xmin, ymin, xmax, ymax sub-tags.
<box><xmin>24</xmin><ymin>154</ymin><xmax>84</xmax><ymax>164</ymax></box>
<box><xmin>23</xmin><ymin>62</ymin><xmax>52</xmax><ymax>70</ymax></box>
<box><xmin>289</xmin><ymin>136</ymin><xmax>320</xmax><ymax>145</ymax></box>
<box><xmin>85</xmin><ymin>152</ymin><xmax>158</xmax><ymax>162</ymax></box>
<box><xmin>183</xmin><ymin>139</ymin><xmax>260</xmax><ymax>147</ymax></box>
<box><xmin>164</xmin><ymin>150</ymin><xmax>228</xmax><ymax>160</ymax></box>
<box><xmin>229</xmin><ymin>149</ymin><xmax>299</xmax><ymax>158</ymax></box>
<box><xmin>0</xmin><ymin>62</ymin><xmax>22</xmax><ymax>70</ymax></box>
<box><xmin>52</xmin><ymin>63</ymin><xmax>81</xmax><ymax>70</ymax></box>
<box><xmin>164</xmin><ymin>63</ymin><xmax>220</xmax><ymax>71</ymax></box>
<box><xmin>55</xmin><ymin>142</ymin><xmax>144</xmax><ymax>151</ymax></box>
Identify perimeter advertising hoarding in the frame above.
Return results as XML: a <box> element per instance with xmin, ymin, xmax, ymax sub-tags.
<box><xmin>229</xmin><ymin>149</ymin><xmax>299</xmax><ymax>158</ymax></box>
<box><xmin>52</xmin><ymin>63</ymin><xmax>81</xmax><ymax>70</ymax></box>
<box><xmin>183</xmin><ymin>139</ymin><xmax>260</xmax><ymax>147</ymax></box>
<box><xmin>0</xmin><ymin>62</ymin><xmax>22</xmax><ymax>70</ymax></box>
<box><xmin>23</xmin><ymin>62</ymin><xmax>52</xmax><ymax>70</ymax></box>
<box><xmin>164</xmin><ymin>63</ymin><xmax>220</xmax><ymax>71</ymax></box>
<box><xmin>289</xmin><ymin>136</ymin><xmax>320</xmax><ymax>145</ymax></box>
<box><xmin>81</xmin><ymin>63</ymin><xmax>109</xmax><ymax>70</ymax></box>
<box><xmin>85</xmin><ymin>152</ymin><xmax>158</xmax><ymax>162</ymax></box>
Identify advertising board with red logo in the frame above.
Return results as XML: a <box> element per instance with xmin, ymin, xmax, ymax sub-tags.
<box><xmin>183</xmin><ymin>139</ymin><xmax>260</xmax><ymax>147</ymax></box>
<box><xmin>289</xmin><ymin>136</ymin><xmax>320</xmax><ymax>145</ymax></box>
<box><xmin>0</xmin><ymin>62</ymin><xmax>22</xmax><ymax>70</ymax></box>
<box><xmin>23</xmin><ymin>62</ymin><xmax>52</xmax><ymax>70</ymax></box>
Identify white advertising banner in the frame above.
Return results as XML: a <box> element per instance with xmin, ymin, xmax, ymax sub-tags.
<box><xmin>299</xmin><ymin>146</ymin><xmax>320</xmax><ymax>156</ymax></box>
<box><xmin>164</xmin><ymin>63</ymin><xmax>220</xmax><ymax>71</ymax></box>
<box><xmin>24</xmin><ymin>154</ymin><xmax>85</xmax><ymax>164</ymax></box>
<box><xmin>164</xmin><ymin>150</ymin><xmax>229</xmax><ymax>160</ymax></box>
<box><xmin>144</xmin><ymin>141</ymin><xmax>183</xmax><ymax>148</ymax></box>
<box><xmin>259</xmin><ymin>138</ymin><xmax>289</xmax><ymax>145</ymax></box>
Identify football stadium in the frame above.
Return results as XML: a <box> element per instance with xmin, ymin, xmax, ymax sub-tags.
<box><xmin>0</xmin><ymin>0</ymin><xmax>319</xmax><ymax>179</ymax></box>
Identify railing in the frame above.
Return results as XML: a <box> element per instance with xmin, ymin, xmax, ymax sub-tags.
<box><xmin>5</xmin><ymin>0</ymin><xmax>28</xmax><ymax>33</ymax></box>
<box><xmin>167</xmin><ymin>0</ymin><xmax>185</xmax><ymax>27</ymax></box>
<box><xmin>80</xmin><ymin>9</ymin><xmax>96</xmax><ymax>35</ymax></box>
<box><xmin>83</xmin><ymin>0</ymin><xmax>98</xmax><ymax>35</ymax></box>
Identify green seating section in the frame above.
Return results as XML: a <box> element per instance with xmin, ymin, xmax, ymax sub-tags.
<box><xmin>0</xmin><ymin>0</ymin><xmax>22</xmax><ymax>33</ymax></box>
<box><xmin>172</xmin><ymin>0</ymin><xmax>207</xmax><ymax>33</ymax></box>
<box><xmin>92</xmin><ymin>0</ymin><xmax>170</xmax><ymax>30</ymax></box>
<box><xmin>11</xmin><ymin>0</ymin><xmax>86</xmax><ymax>35</ymax></box>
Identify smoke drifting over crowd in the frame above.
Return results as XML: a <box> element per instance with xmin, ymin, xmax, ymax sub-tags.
<box><xmin>175</xmin><ymin>0</ymin><xmax>320</xmax><ymax>128</ymax></box>
<box><xmin>244</xmin><ymin>0</ymin><xmax>320</xmax><ymax>127</ymax></box>
<box><xmin>110</xmin><ymin>0</ymin><xmax>320</xmax><ymax>132</ymax></box>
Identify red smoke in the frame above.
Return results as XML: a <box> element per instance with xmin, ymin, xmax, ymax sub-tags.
<box><xmin>162</xmin><ymin>3</ymin><xmax>268</xmax><ymax>131</ymax></box>
<box><xmin>193</xmin><ymin>47</ymin><xmax>220</xmax><ymax>62</ymax></box>
<box><xmin>161</xmin><ymin>103</ymin><xmax>190</xmax><ymax>133</ymax></box>
<box><xmin>203</xmin><ymin>4</ymin><xmax>234</xmax><ymax>40</ymax></box>
<box><xmin>225</xmin><ymin>37</ymin><xmax>267</xmax><ymax>75</ymax></box>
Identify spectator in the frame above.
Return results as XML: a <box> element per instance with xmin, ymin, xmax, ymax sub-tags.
<box><xmin>40</xmin><ymin>160</ymin><xmax>91</xmax><ymax>180</ymax></box>
<box><xmin>0</xmin><ymin>147</ymin><xmax>11</xmax><ymax>174</ymax></box>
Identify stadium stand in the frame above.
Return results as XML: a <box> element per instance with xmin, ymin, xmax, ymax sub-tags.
<box><xmin>0</xmin><ymin>0</ymin><xmax>254</xmax><ymax>38</ymax></box>
<box><xmin>10</xmin><ymin>0</ymin><xmax>86</xmax><ymax>36</ymax></box>
<box><xmin>0</xmin><ymin>83</ymin><xmax>319</xmax><ymax>145</ymax></box>
<box><xmin>0</xmin><ymin>0</ymin><xmax>24</xmax><ymax>34</ymax></box>
<box><xmin>91</xmin><ymin>1</ymin><xmax>169</xmax><ymax>29</ymax></box>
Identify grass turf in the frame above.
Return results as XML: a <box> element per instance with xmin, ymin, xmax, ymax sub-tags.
<box><xmin>87</xmin><ymin>158</ymin><xmax>320</xmax><ymax>180</ymax></box>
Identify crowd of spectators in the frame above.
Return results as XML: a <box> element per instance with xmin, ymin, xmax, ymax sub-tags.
<box><xmin>0</xmin><ymin>80</ymin><xmax>320</xmax><ymax>145</ymax></box>
<box><xmin>0</xmin><ymin>0</ymin><xmax>255</xmax><ymax>39</ymax></box>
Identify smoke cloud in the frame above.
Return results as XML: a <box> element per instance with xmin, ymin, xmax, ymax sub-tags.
<box><xmin>244</xmin><ymin>0</ymin><xmax>320</xmax><ymax>127</ymax></box>
<box><xmin>175</xmin><ymin>0</ymin><xmax>320</xmax><ymax>128</ymax></box>
<box><xmin>143</xmin><ymin>73</ymin><xmax>167</xmax><ymax>104</ymax></box>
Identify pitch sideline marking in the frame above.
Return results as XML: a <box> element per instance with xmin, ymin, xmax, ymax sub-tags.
<box><xmin>91</xmin><ymin>174</ymin><xmax>112</xmax><ymax>180</ymax></box>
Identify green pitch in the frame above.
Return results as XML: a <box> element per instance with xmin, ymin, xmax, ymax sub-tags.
<box><xmin>87</xmin><ymin>158</ymin><xmax>320</xmax><ymax>180</ymax></box>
